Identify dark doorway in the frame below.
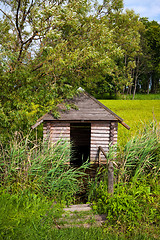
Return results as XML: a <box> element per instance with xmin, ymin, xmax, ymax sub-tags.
<box><xmin>70</xmin><ymin>123</ymin><xmax>91</xmax><ymax>166</ymax></box>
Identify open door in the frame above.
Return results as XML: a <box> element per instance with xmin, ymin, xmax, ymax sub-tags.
<box><xmin>70</xmin><ymin>123</ymin><xmax>91</xmax><ymax>166</ymax></box>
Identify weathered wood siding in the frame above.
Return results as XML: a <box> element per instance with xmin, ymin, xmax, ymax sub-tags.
<box><xmin>90</xmin><ymin>122</ymin><xmax>110</xmax><ymax>164</ymax></box>
<box><xmin>110</xmin><ymin>121</ymin><xmax>118</xmax><ymax>146</ymax></box>
<box><xmin>43</xmin><ymin>122</ymin><xmax>70</xmax><ymax>143</ymax></box>
<box><xmin>43</xmin><ymin>120</ymin><xmax>118</xmax><ymax>166</ymax></box>
<box><xmin>90</xmin><ymin>121</ymin><xmax>118</xmax><ymax>164</ymax></box>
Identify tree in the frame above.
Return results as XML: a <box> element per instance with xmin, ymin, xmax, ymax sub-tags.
<box><xmin>145</xmin><ymin>20</ymin><xmax>160</xmax><ymax>93</ymax></box>
<box><xmin>96</xmin><ymin>1</ymin><xmax>143</xmax><ymax>95</ymax></box>
<box><xmin>1</xmin><ymin>0</ymin><xmax>155</xmax><ymax>141</ymax></box>
<box><xmin>134</xmin><ymin>18</ymin><xmax>160</xmax><ymax>94</ymax></box>
<box><xmin>0</xmin><ymin>0</ymin><xmax>123</xmax><ymax>140</ymax></box>
<box><xmin>0</xmin><ymin>0</ymin><xmax>73</xmax><ymax>64</ymax></box>
<box><xmin>33</xmin><ymin>7</ymin><xmax>123</xmax><ymax>95</ymax></box>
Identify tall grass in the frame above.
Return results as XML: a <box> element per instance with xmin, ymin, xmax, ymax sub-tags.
<box><xmin>0</xmin><ymin>134</ymin><xmax>88</xmax><ymax>202</ymax></box>
<box><xmin>0</xmin><ymin>124</ymin><xmax>160</xmax><ymax>239</ymax></box>
<box><xmin>117</xmin><ymin>122</ymin><xmax>160</xmax><ymax>182</ymax></box>
<box><xmin>0</xmin><ymin>135</ymin><xmax>91</xmax><ymax>239</ymax></box>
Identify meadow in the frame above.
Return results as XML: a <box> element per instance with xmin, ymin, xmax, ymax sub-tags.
<box><xmin>100</xmin><ymin>100</ymin><xmax>160</xmax><ymax>146</ymax></box>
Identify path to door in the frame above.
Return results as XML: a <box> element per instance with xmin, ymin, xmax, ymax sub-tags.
<box><xmin>54</xmin><ymin>204</ymin><xmax>106</xmax><ymax>228</ymax></box>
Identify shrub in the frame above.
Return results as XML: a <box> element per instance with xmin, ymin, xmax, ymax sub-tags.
<box><xmin>92</xmin><ymin>180</ymin><xmax>160</xmax><ymax>232</ymax></box>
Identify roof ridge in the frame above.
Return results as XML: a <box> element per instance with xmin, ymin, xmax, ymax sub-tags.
<box><xmin>83</xmin><ymin>91</ymin><xmax>123</xmax><ymax>122</ymax></box>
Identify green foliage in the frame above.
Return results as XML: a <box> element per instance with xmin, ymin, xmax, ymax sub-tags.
<box><xmin>88</xmin><ymin>123</ymin><xmax>160</xmax><ymax>235</ymax></box>
<box><xmin>0</xmin><ymin>190</ymin><xmax>64</xmax><ymax>240</ymax></box>
<box><xmin>0</xmin><ymin>136</ymin><xmax>89</xmax><ymax>203</ymax></box>
<box><xmin>1</xmin><ymin>188</ymin><xmax>157</xmax><ymax>240</ymax></box>
<box><xmin>0</xmin><ymin>0</ymin><xmax>123</xmax><ymax>141</ymax></box>
<box><xmin>0</xmin><ymin>123</ymin><xmax>159</xmax><ymax>239</ymax></box>
<box><xmin>140</xmin><ymin>19</ymin><xmax>160</xmax><ymax>93</ymax></box>
<box><xmin>1</xmin><ymin>0</ymin><xmax>158</xmax><ymax>142</ymax></box>
<box><xmin>92</xmin><ymin>180</ymin><xmax>160</xmax><ymax>233</ymax></box>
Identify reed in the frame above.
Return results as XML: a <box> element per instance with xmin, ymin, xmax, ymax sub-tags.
<box><xmin>0</xmin><ymin>134</ymin><xmax>88</xmax><ymax>202</ymax></box>
<box><xmin>117</xmin><ymin>121</ymin><xmax>160</xmax><ymax>182</ymax></box>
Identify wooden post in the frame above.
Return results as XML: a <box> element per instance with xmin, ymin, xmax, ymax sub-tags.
<box><xmin>98</xmin><ymin>148</ymin><xmax>101</xmax><ymax>166</ymax></box>
<box><xmin>108</xmin><ymin>161</ymin><xmax>114</xmax><ymax>194</ymax></box>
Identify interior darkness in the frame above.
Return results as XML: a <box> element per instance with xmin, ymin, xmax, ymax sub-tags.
<box><xmin>70</xmin><ymin>123</ymin><xmax>91</xmax><ymax>166</ymax></box>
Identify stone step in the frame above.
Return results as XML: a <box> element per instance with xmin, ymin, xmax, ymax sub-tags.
<box><xmin>64</xmin><ymin>204</ymin><xmax>92</xmax><ymax>212</ymax></box>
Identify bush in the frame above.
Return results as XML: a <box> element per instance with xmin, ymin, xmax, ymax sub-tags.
<box><xmin>92</xmin><ymin>180</ymin><xmax>160</xmax><ymax>232</ymax></box>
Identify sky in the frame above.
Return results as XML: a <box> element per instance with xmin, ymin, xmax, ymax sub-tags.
<box><xmin>123</xmin><ymin>0</ymin><xmax>160</xmax><ymax>22</ymax></box>
<box><xmin>98</xmin><ymin>0</ymin><xmax>160</xmax><ymax>23</ymax></box>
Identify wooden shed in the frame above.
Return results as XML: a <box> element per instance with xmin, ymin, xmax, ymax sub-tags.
<box><xmin>32</xmin><ymin>89</ymin><xmax>130</xmax><ymax>166</ymax></box>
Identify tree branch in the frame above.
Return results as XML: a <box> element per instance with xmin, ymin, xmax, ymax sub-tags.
<box><xmin>16</xmin><ymin>0</ymin><xmax>23</xmax><ymax>43</ymax></box>
<box><xmin>53</xmin><ymin>0</ymin><xmax>66</xmax><ymax>7</ymax></box>
<box><xmin>21</xmin><ymin>0</ymin><xmax>34</xmax><ymax>26</ymax></box>
<box><xmin>32</xmin><ymin>63</ymin><xmax>43</xmax><ymax>72</ymax></box>
<box><xmin>23</xmin><ymin>31</ymin><xmax>38</xmax><ymax>46</ymax></box>
<box><xmin>0</xmin><ymin>9</ymin><xmax>18</xmax><ymax>34</ymax></box>
<box><xmin>17</xmin><ymin>43</ymin><xmax>24</xmax><ymax>61</ymax></box>
<box><xmin>26</xmin><ymin>0</ymin><xmax>34</xmax><ymax>16</ymax></box>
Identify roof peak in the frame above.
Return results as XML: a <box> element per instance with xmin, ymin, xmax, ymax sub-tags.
<box><xmin>77</xmin><ymin>87</ymin><xmax>85</xmax><ymax>92</ymax></box>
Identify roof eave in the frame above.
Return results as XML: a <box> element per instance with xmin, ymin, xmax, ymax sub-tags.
<box><xmin>119</xmin><ymin>121</ymin><xmax>130</xmax><ymax>130</ymax></box>
<box><xmin>31</xmin><ymin>119</ymin><xmax>43</xmax><ymax>129</ymax></box>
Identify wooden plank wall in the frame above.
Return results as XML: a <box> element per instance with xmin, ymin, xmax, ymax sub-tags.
<box><xmin>90</xmin><ymin>122</ymin><xmax>110</xmax><ymax>164</ymax></box>
<box><xmin>43</xmin><ymin>121</ymin><xmax>118</xmax><ymax>166</ymax></box>
<box><xmin>43</xmin><ymin>122</ymin><xmax>70</xmax><ymax>143</ymax></box>
<box><xmin>110</xmin><ymin>121</ymin><xmax>118</xmax><ymax>146</ymax></box>
<box><xmin>90</xmin><ymin>121</ymin><xmax>118</xmax><ymax>164</ymax></box>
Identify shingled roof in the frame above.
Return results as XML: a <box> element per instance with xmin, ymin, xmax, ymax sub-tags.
<box><xmin>31</xmin><ymin>90</ymin><xmax>130</xmax><ymax>130</ymax></box>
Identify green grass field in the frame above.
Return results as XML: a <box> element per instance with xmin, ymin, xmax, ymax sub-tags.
<box><xmin>100</xmin><ymin>100</ymin><xmax>160</xmax><ymax>146</ymax></box>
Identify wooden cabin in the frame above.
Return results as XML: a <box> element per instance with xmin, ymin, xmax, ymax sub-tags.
<box><xmin>32</xmin><ymin>89</ymin><xmax>130</xmax><ymax>166</ymax></box>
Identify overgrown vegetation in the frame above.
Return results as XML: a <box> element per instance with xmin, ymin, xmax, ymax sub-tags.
<box><xmin>0</xmin><ymin>136</ymin><xmax>88</xmax><ymax>203</ymax></box>
<box><xmin>0</xmin><ymin>122</ymin><xmax>159</xmax><ymax>239</ymax></box>
<box><xmin>89</xmin><ymin>122</ymin><xmax>160</xmax><ymax>238</ymax></box>
<box><xmin>0</xmin><ymin>190</ymin><xmax>64</xmax><ymax>239</ymax></box>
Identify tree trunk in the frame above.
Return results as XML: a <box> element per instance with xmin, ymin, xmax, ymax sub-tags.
<box><xmin>133</xmin><ymin>77</ymin><xmax>137</xmax><ymax>99</ymax></box>
<box><xmin>147</xmin><ymin>76</ymin><xmax>150</xmax><ymax>94</ymax></box>
<box><xmin>151</xmin><ymin>73</ymin><xmax>155</xmax><ymax>93</ymax></box>
<box><xmin>133</xmin><ymin>56</ymin><xmax>140</xmax><ymax>100</ymax></box>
